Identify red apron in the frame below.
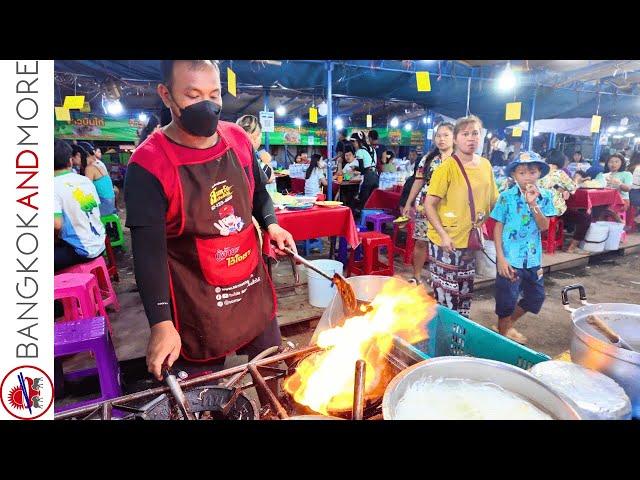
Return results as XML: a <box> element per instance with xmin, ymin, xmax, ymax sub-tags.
<box><xmin>152</xmin><ymin>128</ymin><xmax>277</xmax><ymax>362</ymax></box>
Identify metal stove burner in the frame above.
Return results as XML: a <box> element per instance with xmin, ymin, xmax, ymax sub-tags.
<box><xmin>134</xmin><ymin>386</ymin><xmax>258</xmax><ymax>420</ymax></box>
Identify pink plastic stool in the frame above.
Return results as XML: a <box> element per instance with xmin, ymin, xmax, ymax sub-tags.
<box><xmin>59</xmin><ymin>256</ymin><xmax>120</xmax><ymax>311</ymax></box>
<box><xmin>54</xmin><ymin>273</ymin><xmax>111</xmax><ymax>335</ymax></box>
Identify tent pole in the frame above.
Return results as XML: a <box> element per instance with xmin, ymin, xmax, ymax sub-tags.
<box><xmin>527</xmin><ymin>87</ymin><xmax>537</xmax><ymax>151</ymax></box>
<box><xmin>549</xmin><ymin>132</ymin><xmax>556</xmax><ymax>149</ymax></box>
<box><xmin>593</xmin><ymin>117</ymin><xmax>603</xmax><ymax>163</ymax></box>
<box><xmin>465</xmin><ymin>77</ymin><xmax>471</xmax><ymax>116</ymax></box>
<box><xmin>423</xmin><ymin>109</ymin><xmax>431</xmax><ymax>153</ymax></box>
<box><xmin>263</xmin><ymin>87</ymin><xmax>270</xmax><ymax>151</ymax></box>
<box><xmin>326</xmin><ymin>60</ymin><xmax>334</xmax><ymax>201</ymax></box>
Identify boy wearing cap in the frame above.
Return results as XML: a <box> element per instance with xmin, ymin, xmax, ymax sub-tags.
<box><xmin>489</xmin><ymin>151</ymin><xmax>557</xmax><ymax>344</ymax></box>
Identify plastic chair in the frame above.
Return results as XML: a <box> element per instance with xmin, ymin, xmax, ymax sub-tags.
<box><xmin>364</xmin><ymin>212</ymin><xmax>396</xmax><ymax>233</ymax></box>
<box><xmin>358</xmin><ymin>209</ymin><xmax>385</xmax><ymax>229</ymax></box>
<box><xmin>101</xmin><ymin>214</ymin><xmax>125</xmax><ymax>251</ymax></box>
<box><xmin>59</xmin><ymin>256</ymin><xmax>120</xmax><ymax>312</ymax></box>
<box><xmin>54</xmin><ymin>273</ymin><xmax>111</xmax><ymax>335</ymax></box>
<box><xmin>54</xmin><ymin>317</ymin><xmax>122</xmax><ymax>413</ymax></box>
<box><xmin>541</xmin><ymin>217</ymin><xmax>564</xmax><ymax>254</ymax></box>
<box><xmin>347</xmin><ymin>231</ymin><xmax>394</xmax><ymax>277</ymax></box>
<box><xmin>393</xmin><ymin>220</ymin><xmax>417</xmax><ymax>265</ymax></box>
<box><xmin>102</xmin><ymin>236</ymin><xmax>119</xmax><ymax>282</ymax></box>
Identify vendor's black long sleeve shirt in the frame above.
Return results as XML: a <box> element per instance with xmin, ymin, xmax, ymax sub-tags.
<box><xmin>124</xmin><ymin>155</ymin><xmax>277</xmax><ymax>327</ymax></box>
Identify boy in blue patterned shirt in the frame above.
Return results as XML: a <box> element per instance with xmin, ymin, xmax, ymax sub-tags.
<box><xmin>490</xmin><ymin>152</ymin><xmax>557</xmax><ymax>344</ymax></box>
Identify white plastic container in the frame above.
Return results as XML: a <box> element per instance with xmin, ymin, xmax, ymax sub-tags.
<box><xmin>475</xmin><ymin>240</ymin><xmax>497</xmax><ymax>278</ymax></box>
<box><xmin>580</xmin><ymin>222</ymin><xmax>609</xmax><ymax>253</ymax></box>
<box><xmin>599</xmin><ymin>221</ymin><xmax>625</xmax><ymax>251</ymax></box>
<box><xmin>307</xmin><ymin>259</ymin><xmax>344</xmax><ymax>308</ymax></box>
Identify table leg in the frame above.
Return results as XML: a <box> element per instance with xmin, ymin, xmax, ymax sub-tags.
<box><xmin>329</xmin><ymin>236</ymin><xmax>336</xmax><ymax>259</ymax></box>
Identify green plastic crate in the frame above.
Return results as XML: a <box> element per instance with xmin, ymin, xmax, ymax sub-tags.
<box><xmin>403</xmin><ymin>305</ymin><xmax>550</xmax><ymax>370</ymax></box>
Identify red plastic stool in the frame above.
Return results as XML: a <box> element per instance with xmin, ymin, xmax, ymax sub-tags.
<box><xmin>54</xmin><ymin>273</ymin><xmax>112</xmax><ymax>335</ymax></box>
<box><xmin>59</xmin><ymin>256</ymin><xmax>120</xmax><ymax>312</ymax></box>
<box><xmin>626</xmin><ymin>205</ymin><xmax>637</xmax><ymax>233</ymax></box>
<box><xmin>347</xmin><ymin>231</ymin><xmax>394</xmax><ymax>277</ymax></box>
<box><xmin>393</xmin><ymin>221</ymin><xmax>417</xmax><ymax>265</ymax></box>
<box><xmin>103</xmin><ymin>236</ymin><xmax>119</xmax><ymax>282</ymax></box>
<box><xmin>541</xmin><ymin>217</ymin><xmax>564</xmax><ymax>254</ymax></box>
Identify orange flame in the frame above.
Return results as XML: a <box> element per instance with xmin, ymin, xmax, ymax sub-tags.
<box><xmin>284</xmin><ymin>278</ymin><xmax>437</xmax><ymax>415</ymax></box>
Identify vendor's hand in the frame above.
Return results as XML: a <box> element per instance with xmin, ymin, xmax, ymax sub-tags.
<box><xmin>268</xmin><ymin>223</ymin><xmax>297</xmax><ymax>255</ymax></box>
<box><xmin>609</xmin><ymin>177</ymin><xmax>621</xmax><ymax>187</ymax></box>
<box><xmin>147</xmin><ymin>321</ymin><xmax>182</xmax><ymax>381</ymax></box>
<box><xmin>562</xmin><ymin>190</ymin><xmax>571</xmax><ymax>200</ymax></box>
<box><xmin>497</xmin><ymin>257</ymin><xmax>517</xmax><ymax>282</ymax></box>
<box><xmin>441</xmin><ymin>233</ymin><xmax>455</xmax><ymax>254</ymax></box>
<box><xmin>524</xmin><ymin>183</ymin><xmax>540</xmax><ymax>205</ymax></box>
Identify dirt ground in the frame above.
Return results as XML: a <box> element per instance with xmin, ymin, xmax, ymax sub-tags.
<box><xmin>60</xmin><ymin>210</ymin><xmax>640</xmax><ymax>401</ymax></box>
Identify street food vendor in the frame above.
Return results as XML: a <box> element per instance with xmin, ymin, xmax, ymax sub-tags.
<box><xmin>124</xmin><ymin>60</ymin><xmax>296</xmax><ymax>380</ymax></box>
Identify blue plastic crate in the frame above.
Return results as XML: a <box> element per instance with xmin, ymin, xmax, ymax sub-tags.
<box><xmin>402</xmin><ymin>305</ymin><xmax>550</xmax><ymax>370</ymax></box>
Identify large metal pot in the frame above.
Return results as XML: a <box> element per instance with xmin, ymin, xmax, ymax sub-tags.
<box><xmin>561</xmin><ymin>284</ymin><xmax>640</xmax><ymax>419</ymax></box>
<box><xmin>382</xmin><ymin>357</ymin><xmax>582</xmax><ymax>420</ymax></box>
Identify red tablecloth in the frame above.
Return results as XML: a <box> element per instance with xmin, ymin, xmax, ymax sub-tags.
<box><xmin>262</xmin><ymin>205</ymin><xmax>359</xmax><ymax>258</ymax></box>
<box><xmin>364</xmin><ymin>188</ymin><xmax>402</xmax><ymax>212</ymax></box>
<box><xmin>565</xmin><ymin>188</ymin><xmax>625</xmax><ymax>213</ymax></box>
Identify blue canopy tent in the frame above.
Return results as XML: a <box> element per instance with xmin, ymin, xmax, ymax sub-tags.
<box><xmin>54</xmin><ymin>60</ymin><xmax>640</xmax><ymax>196</ymax></box>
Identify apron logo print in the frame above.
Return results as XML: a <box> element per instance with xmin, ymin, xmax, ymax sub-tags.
<box><xmin>215</xmin><ymin>246</ymin><xmax>240</xmax><ymax>262</ymax></box>
<box><xmin>213</xmin><ymin>204</ymin><xmax>244</xmax><ymax>236</ymax></box>
<box><xmin>226</xmin><ymin>248</ymin><xmax>252</xmax><ymax>267</ymax></box>
<box><xmin>210</xmin><ymin>182</ymin><xmax>233</xmax><ymax>206</ymax></box>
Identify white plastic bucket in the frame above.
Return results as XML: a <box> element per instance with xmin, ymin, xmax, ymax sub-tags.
<box><xmin>580</xmin><ymin>222</ymin><xmax>609</xmax><ymax>253</ymax></box>
<box><xmin>599</xmin><ymin>221</ymin><xmax>625</xmax><ymax>251</ymax></box>
<box><xmin>475</xmin><ymin>240</ymin><xmax>497</xmax><ymax>278</ymax></box>
<box><xmin>307</xmin><ymin>259</ymin><xmax>344</xmax><ymax>308</ymax></box>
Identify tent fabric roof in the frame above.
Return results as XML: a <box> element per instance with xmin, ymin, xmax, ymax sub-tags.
<box><xmin>54</xmin><ymin>60</ymin><xmax>640</xmax><ymax>130</ymax></box>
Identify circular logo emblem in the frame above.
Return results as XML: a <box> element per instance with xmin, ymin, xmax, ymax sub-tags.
<box><xmin>1</xmin><ymin>366</ymin><xmax>54</xmax><ymax>420</ymax></box>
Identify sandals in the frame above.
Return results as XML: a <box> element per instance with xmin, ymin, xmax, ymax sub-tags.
<box><xmin>491</xmin><ymin>325</ymin><xmax>528</xmax><ymax>345</ymax></box>
<box><xmin>407</xmin><ymin>277</ymin><xmax>422</xmax><ymax>286</ymax></box>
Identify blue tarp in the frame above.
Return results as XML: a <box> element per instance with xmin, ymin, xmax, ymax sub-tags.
<box><xmin>54</xmin><ymin>60</ymin><xmax>640</xmax><ymax>130</ymax></box>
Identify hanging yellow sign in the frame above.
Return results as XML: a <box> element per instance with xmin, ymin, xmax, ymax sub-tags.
<box><xmin>505</xmin><ymin>102</ymin><xmax>521</xmax><ymax>121</ymax></box>
<box><xmin>80</xmin><ymin>101</ymin><xmax>91</xmax><ymax>113</ymax></box>
<box><xmin>227</xmin><ymin>67</ymin><xmax>237</xmax><ymax>97</ymax></box>
<box><xmin>63</xmin><ymin>95</ymin><xmax>85</xmax><ymax>110</ymax></box>
<box><xmin>512</xmin><ymin>127</ymin><xmax>522</xmax><ymax>137</ymax></box>
<box><xmin>309</xmin><ymin>107</ymin><xmax>318</xmax><ymax>124</ymax></box>
<box><xmin>590</xmin><ymin>115</ymin><xmax>602</xmax><ymax>133</ymax></box>
<box><xmin>416</xmin><ymin>72</ymin><xmax>431</xmax><ymax>92</ymax></box>
<box><xmin>366</xmin><ymin>115</ymin><xmax>372</xmax><ymax>128</ymax></box>
<box><xmin>55</xmin><ymin>107</ymin><xmax>71</xmax><ymax>122</ymax></box>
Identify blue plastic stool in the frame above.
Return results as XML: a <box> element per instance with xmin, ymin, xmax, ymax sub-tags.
<box><xmin>296</xmin><ymin>238</ymin><xmax>323</xmax><ymax>256</ymax></box>
<box><xmin>336</xmin><ymin>226</ymin><xmax>367</xmax><ymax>266</ymax></box>
<box><xmin>358</xmin><ymin>209</ymin><xmax>385</xmax><ymax>229</ymax></box>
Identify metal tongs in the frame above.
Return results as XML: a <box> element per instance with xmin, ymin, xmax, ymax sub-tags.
<box><xmin>281</xmin><ymin>246</ymin><xmax>371</xmax><ymax>318</ymax></box>
<box><xmin>162</xmin><ymin>362</ymin><xmax>197</xmax><ymax>420</ymax></box>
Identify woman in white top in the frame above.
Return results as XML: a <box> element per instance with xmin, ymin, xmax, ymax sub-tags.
<box><xmin>304</xmin><ymin>154</ymin><xmax>328</xmax><ymax>197</ymax></box>
<box><xmin>350</xmin><ymin>130</ymin><xmax>379</xmax><ymax>206</ymax></box>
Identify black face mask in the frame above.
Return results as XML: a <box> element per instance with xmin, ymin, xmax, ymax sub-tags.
<box><xmin>172</xmin><ymin>97</ymin><xmax>222</xmax><ymax>137</ymax></box>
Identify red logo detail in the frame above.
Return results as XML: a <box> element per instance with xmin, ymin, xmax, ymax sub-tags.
<box><xmin>1</xmin><ymin>366</ymin><xmax>54</xmax><ymax>420</ymax></box>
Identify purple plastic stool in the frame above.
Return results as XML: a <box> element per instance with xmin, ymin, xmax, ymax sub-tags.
<box><xmin>364</xmin><ymin>212</ymin><xmax>396</xmax><ymax>233</ymax></box>
<box><xmin>54</xmin><ymin>316</ymin><xmax>122</xmax><ymax>413</ymax></box>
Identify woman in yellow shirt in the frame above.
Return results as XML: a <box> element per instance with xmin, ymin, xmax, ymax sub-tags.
<box><xmin>425</xmin><ymin>115</ymin><xmax>499</xmax><ymax>317</ymax></box>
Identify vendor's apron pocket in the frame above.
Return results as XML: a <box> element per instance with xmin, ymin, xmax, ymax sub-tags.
<box><xmin>194</xmin><ymin>226</ymin><xmax>259</xmax><ymax>286</ymax></box>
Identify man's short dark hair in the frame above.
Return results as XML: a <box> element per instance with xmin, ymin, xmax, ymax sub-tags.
<box><xmin>343</xmin><ymin>144</ymin><xmax>356</xmax><ymax>155</ymax></box>
<box><xmin>160</xmin><ymin>60</ymin><xmax>220</xmax><ymax>90</ymax></box>
<box><xmin>368</xmin><ymin>129</ymin><xmax>379</xmax><ymax>141</ymax></box>
<box><xmin>54</xmin><ymin>139</ymin><xmax>73</xmax><ymax>170</ymax></box>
